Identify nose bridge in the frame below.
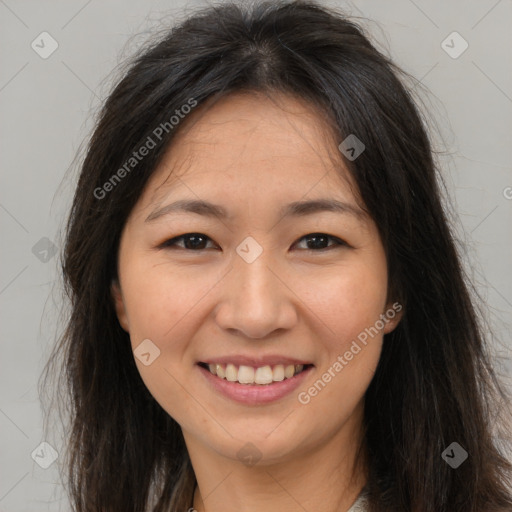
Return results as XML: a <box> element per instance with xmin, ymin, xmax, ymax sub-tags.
<box><xmin>237</xmin><ymin>249</ymin><xmax>278</xmax><ymax>311</ymax></box>
<box><xmin>214</xmin><ymin>239</ymin><xmax>297</xmax><ymax>338</ymax></box>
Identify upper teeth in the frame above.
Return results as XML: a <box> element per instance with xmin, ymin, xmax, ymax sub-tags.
<box><xmin>207</xmin><ymin>363</ymin><xmax>304</xmax><ymax>385</ymax></box>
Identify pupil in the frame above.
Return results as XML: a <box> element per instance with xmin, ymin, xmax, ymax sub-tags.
<box><xmin>308</xmin><ymin>234</ymin><xmax>327</xmax><ymax>249</ymax></box>
<box><xmin>186</xmin><ymin>234</ymin><xmax>206</xmax><ymax>250</ymax></box>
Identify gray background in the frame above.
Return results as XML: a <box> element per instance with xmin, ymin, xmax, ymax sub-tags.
<box><xmin>1</xmin><ymin>0</ymin><xmax>511</xmax><ymax>510</ymax></box>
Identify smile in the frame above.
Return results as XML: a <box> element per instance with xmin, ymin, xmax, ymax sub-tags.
<box><xmin>198</xmin><ymin>362</ymin><xmax>311</xmax><ymax>385</ymax></box>
<box><xmin>197</xmin><ymin>361</ymin><xmax>314</xmax><ymax>405</ymax></box>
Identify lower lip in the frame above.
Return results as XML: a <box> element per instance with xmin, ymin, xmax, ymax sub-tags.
<box><xmin>197</xmin><ymin>364</ymin><xmax>314</xmax><ymax>405</ymax></box>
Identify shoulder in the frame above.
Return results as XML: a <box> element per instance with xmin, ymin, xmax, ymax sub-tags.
<box><xmin>347</xmin><ymin>489</ymin><xmax>370</xmax><ymax>512</ymax></box>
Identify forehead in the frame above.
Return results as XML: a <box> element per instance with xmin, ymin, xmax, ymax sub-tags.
<box><xmin>140</xmin><ymin>92</ymin><xmax>362</xmax><ymax>214</ymax></box>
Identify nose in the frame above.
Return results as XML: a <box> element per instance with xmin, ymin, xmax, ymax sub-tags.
<box><xmin>213</xmin><ymin>250</ymin><xmax>298</xmax><ymax>339</ymax></box>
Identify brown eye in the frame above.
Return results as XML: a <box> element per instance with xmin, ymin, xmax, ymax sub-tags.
<box><xmin>161</xmin><ymin>233</ymin><xmax>217</xmax><ymax>251</ymax></box>
<box><xmin>294</xmin><ymin>233</ymin><xmax>347</xmax><ymax>251</ymax></box>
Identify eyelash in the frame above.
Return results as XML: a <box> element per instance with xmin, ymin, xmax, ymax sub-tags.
<box><xmin>159</xmin><ymin>232</ymin><xmax>348</xmax><ymax>252</ymax></box>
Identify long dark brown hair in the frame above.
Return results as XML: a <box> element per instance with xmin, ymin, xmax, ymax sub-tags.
<box><xmin>41</xmin><ymin>1</ymin><xmax>512</xmax><ymax>510</ymax></box>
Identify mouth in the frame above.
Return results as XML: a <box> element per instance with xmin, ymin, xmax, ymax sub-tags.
<box><xmin>197</xmin><ymin>362</ymin><xmax>314</xmax><ymax>386</ymax></box>
<box><xmin>197</xmin><ymin>360</ymin><xmax>315</xmax><ymax>405</ymax></box>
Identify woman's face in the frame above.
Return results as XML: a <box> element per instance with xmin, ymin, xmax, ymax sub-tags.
<box><xmin>113</xmin><ymin>91</ymin><xmax>401</xmax><ymax>466</ymax></box>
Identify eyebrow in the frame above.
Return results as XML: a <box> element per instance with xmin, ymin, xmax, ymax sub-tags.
<box><xmin>145</xmin><ymin>198</ymin><xmax>366</xmax><ymax>223</ymax></box>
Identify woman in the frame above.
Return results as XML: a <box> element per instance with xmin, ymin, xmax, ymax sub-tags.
<box><xmin>42</xmin><ymin>1</ymin><xmax>512</xmax><ymax>511</ymax></box>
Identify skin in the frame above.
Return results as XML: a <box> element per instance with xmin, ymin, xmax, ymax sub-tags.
<box><xmin>112</xmin><ymin>91</ymin><xmax>402</xmax><ymax>512</ymax></box>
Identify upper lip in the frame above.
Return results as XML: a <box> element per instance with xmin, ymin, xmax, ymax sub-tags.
<box><xmin>199</xmin><ymin>355</ymin><xmax>313</xmax><ymax>367</ymax></box>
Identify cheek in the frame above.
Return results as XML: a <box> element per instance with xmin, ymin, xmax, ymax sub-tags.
<box><xmin>121</xmin><ymin>257</ymin><xmax>222</xmax><ymax>343</ymax></box>
<box><xmin>119</xmin><ymin>258</ymin><xmax>211</xmax><ymax>425</ymax></box>
<box><xmin>295</xmin><ymin>267</ymin><xmax>386</xmax><ymax>418</ymax></box>
<box><xmin>295</xmin><ymin>258</ymin><xmax>388</xmax><ymax>347</ymax></box>
<box><xmin>293</xmin><ymin>258</ymin><xmax>387</xmax><ymax>407</ymax></box>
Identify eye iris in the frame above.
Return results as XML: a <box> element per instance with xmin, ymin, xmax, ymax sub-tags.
<box><xmin>306</xmin><ymin>234</ymin><xmax>329</xmax><ymax>249</ymax></box>
<box><xmin>184</xmin><ymin>234</ymin><xmax>207</xmax><ymax>250</ymax></box>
